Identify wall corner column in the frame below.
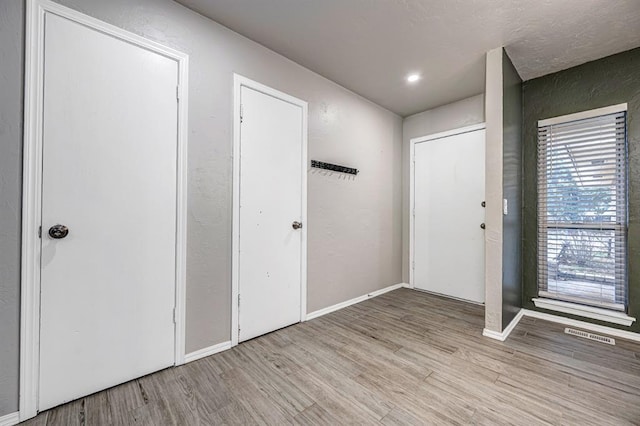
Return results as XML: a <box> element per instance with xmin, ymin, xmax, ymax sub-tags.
<box><xmin>484</xmin><ymin>47</ymin><xmax>504</xmax><ymax>333</ymax></box>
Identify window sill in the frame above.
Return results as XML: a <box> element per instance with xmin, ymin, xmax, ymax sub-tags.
<box><xmin>532</xmin><ymin>298</ymin><xmax>636</xmax><ymax>327</ymax></box>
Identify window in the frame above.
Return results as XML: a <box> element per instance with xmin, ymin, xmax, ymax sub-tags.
<box><xmin>537</xmin><ymin>105</ymin><xmax>628</xmax><ymax>311</ymax></box>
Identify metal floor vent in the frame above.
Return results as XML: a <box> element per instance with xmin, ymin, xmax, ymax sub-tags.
<box><xmin>564</xmin><ymin>328</ymin><xmax>615</xmax><ymax>345</ymax></box>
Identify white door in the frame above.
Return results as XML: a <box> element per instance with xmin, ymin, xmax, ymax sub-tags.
<box><xmin>238</xmin><ymin>85</ymin><xmax>304</xmax><ymax>342</ymax></box>
<box><xmin>39</xmin><ymin>13</ymin><xmax>179</xmax><ymax>410</ymax></box>
<box><xmin>413</xmin><ymin>129</ymin><xmax>485</xmax><ymax>303</ymax></box>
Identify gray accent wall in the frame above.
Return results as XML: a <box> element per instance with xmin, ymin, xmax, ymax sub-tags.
<box><xmin>0</xmin><ymin>0</ymin><xmax>24</xmax><ymax>416</ymax></box>
<box><xmin>501</xmin><ymin>50</ymin><xmax>523</xmax><ymax>329</ymax></box>
<box><xmin>0</xmin><ymin>0</ymin><xmax>403</xmax><ymax>415</ymax></box>
<box><xmin>522</xmin><ymin>47</ymin><xmax>640</xmax><ymax>332</ymax></box>
<box><xmin>401</xmin><ymin>94</ymin><xmax>485</xmax><ymax>283</ymax></box>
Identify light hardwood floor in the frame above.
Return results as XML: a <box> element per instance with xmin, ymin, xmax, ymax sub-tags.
<box><xmin>22</xmin><ymin>288</ymin><xmax>640</xmax><ymax>425</ymax></box>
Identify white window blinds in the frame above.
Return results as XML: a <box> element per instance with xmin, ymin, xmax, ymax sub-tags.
<box><xmin>537</xmin><ymin>109</ymin><xmax>628</xmax><ymax>311</ymax></box>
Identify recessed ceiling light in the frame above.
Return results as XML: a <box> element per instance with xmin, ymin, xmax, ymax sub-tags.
<box><xmin>407</xmin><ymin>73</ymin><xmax>421</xmax><ymax>83</ymax></box>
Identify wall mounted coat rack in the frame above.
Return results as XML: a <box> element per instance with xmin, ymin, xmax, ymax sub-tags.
<box><xmin>311</xmin><ymin>160</ymin><xmax>359</xmax><ymax>175</ymax></box>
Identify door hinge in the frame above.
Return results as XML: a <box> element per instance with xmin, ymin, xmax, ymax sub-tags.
<box><xmin>176</xmin><ymin>85</ymin><xmax>180</xmax><ymax>101</ymax></box>
<box><xmin>412</xmin><ymin>261</ymin><xmax>415</xmax><ymax>270</ymax></box>
<box><xmin>240</xmin><ymin>104</ymin><xmax>243</xmax><ymax>123</ymax></box>
<box><xmin>173</xmin><ymin>308</ymin><xmax>177</xmax><ymax>324</ymax></box>
<box><xmin>38</xmin><ymin>226</ymin><xmax>42</xmax><ymax>238</ymax></box>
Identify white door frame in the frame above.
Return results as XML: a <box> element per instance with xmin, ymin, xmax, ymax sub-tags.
<box><xmin>232</xmin><ymin>74</ymin><xmax>308</xmax><ymax>347</ymax></box>
<box><xmin>409</xmin><ymin>123</ymin><xmax>486</xmax><ymax>289</ymax></box>
<box><xmin>20</xmin><ymin>0</ymin><xmax>189</xmax><ymax>420</ymax></box>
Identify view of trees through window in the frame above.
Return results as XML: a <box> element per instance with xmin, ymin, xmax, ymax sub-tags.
<box><xmin>546</xmin><ymin>157</ymin><xmax>618</xmax><ymax>303</ymax></box>
<box><xmin>538</xmin><ymin>110</ymin><xmax>627</xmax><ymax>310</ymax></box>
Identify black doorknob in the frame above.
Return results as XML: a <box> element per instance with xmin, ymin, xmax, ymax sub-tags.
<box><xmin>292</xmin><ymin>221</ymin><xmax>303</xmax><ymax>230</ymax></box>
<box><xmin>480</xmin><ymin>223</ymin><xmax>486</xmax><ymax>229</ymax></box>
<box><xmin>48</xmin><ymin>224</ymin><xmax>69</xmax><ymax>239</ymax></box>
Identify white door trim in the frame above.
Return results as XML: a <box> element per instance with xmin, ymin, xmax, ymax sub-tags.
<box><xmin>20</xmin><ymin>0</ymin><xmax>189</xmax><ymax>420</ymax></box>
<box><xmin>408</xmin><ymin>123</ymin><xmax>486</xmax><ymax>289</ymax></box>
<box><xmin>232</xmin><ymin>74</ymin><xmax>308</xmax><ymax>347</ymax></box>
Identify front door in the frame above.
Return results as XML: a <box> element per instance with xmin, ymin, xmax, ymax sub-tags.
<box><xmin>413</xmin><ymin>128</ymin><xmax>486</xmax><ymax>303</ymax></box>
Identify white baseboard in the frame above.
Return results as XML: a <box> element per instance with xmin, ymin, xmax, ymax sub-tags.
<box><xmin>184</xmin><ymin>341</ymin><xmax>232</xmax><ymax>363</ymax></box>
<box><xmin>306</xmin><ymin>283</ymin><xmax>408</xmax><ymax>321</ymax></box>
<box><xmin>483</xmin><ymin>309</ymin><xmax>524</xmax><ymax>341</ymax></box>
<box><xmin>522</xmin><ymin>309</ymin><xmax>640</xmax><ymax>343</ymax></box>
<box><xmin>0</xmin><ymin>412</ymin><xmax>19</xmax><ymax>426</ymax></box>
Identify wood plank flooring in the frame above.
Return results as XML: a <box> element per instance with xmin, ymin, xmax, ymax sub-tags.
<box><xmin>22</xmin><ymin>288</ymin><xmax>640</xmax><ymax>425</ymax></box>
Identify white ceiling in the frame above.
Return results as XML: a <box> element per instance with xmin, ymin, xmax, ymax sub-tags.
<box><xmin>176</xmin><ymin>0</ymin><xmax>640</xmax><ymax>117</ymax></box>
